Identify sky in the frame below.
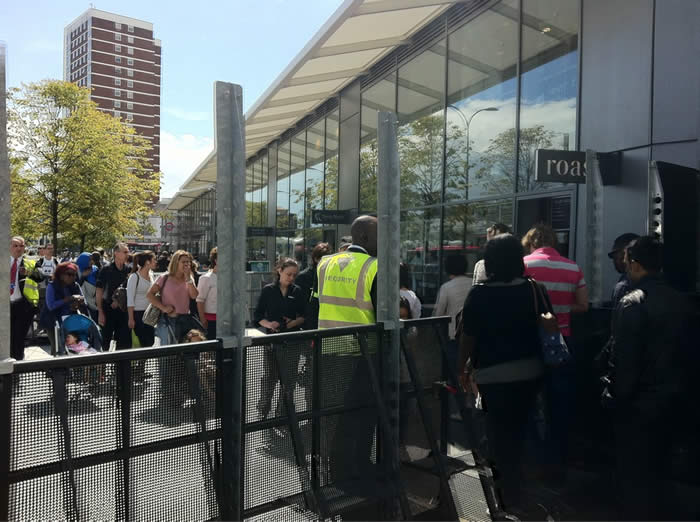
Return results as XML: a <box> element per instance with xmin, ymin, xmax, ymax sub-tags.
<box><xmin>0</xmin><ymin>0</ymin><xmax>346</xmax><ymax>198</ymax></box>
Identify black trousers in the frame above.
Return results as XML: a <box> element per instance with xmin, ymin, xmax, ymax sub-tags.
<box><xmin>257</xmin><ymin>344</ymin><xmax>311</xmax><ymax>419</ymax></box>
<box><xmin>10</xmin><ymin>299</ymin><xmax>33</xmax><ymax>360</ymax></box>
<box><xmin>132</xmin><ymin>310</ymin><xmax>155</xmax><ymax>347</ymax></box>
<box><xmin>102</xmin><ymin>306</ymin><xmax>131</xmax><ymax>350</ymax></box>
<box><xmin>479</xmin><ymin>378</ymin><xmax>541</xmax><ymax>508</ymax></box>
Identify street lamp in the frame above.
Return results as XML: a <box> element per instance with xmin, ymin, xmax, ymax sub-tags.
<box><xmin>446</xmin><ymin>105</ymin><xmax>499</xmax><ymax>245</ymax></box>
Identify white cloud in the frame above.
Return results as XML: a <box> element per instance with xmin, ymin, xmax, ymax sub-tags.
<box><xmin>159</xmin><ymin>131</ymin><xmax>214</xmax><ymax>198</ymax></box>
<box><xmin>163</xmin><ymin>107</ymin><xmax>209</xmax><ymax>122</ymax></box>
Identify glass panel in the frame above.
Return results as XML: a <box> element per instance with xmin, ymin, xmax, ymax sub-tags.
<box><xmin>276</xmin><ymin>140</ymin><xmax>291</xmax><ymax>259</ymax></box>
<box><xmin>325</xmin><ymin>110</ymin><xmax>339</xmax><ymax>210</ymax></box>
<box><xmin>245</xmin><ymin>165</ymin><xmax>254</xmax><ymax>225</ymax></box>
<box><xmin>398</xmin><ymin>41</ymin><xmax>445</xmax><ymax>210</ymax></box>
<box><xmin>442</xmin><ymin>199</ymin><xmax>513</xmax><ymax>276</ymax></box>
<box><xmin>401</xmin><ymin>208</ymin><xmax>441</xmax><ymax>308</ymax></box>
<box><xmin>261</xmin><ymin>154</ymin><xmax>268</xmax><ymax>226</ymax></box>
<box><xmin>446</xmin><ymin>1</ymin><xmax>519</xmax><ymax>201</ymax></box>
<box><xmin>518</xmin><ymin>0</ymin><xmax>579</xmax><ymax>192</ymax></box>
<box><xmin>290</xmin><ymin>131</ymin><xmax>306</xmax><ymax>267</ymax></box>
<box><xmin>360</xmin><ymin>74</ymin><xmax>396</xmax><ymax>212</ymax></box>
<box><xmin>306</xmin><ymin>119</ymin><xmax>325</xmax><ymax>222</ymax></box>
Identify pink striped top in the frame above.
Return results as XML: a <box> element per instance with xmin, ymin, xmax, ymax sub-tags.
<box><xmin>523</xmin><ymin>247</ymin><xmax>586</xmax><ymax>337</ymax></box>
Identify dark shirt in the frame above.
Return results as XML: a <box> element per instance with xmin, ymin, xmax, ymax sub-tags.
<box><xmin>462</xmin><ymin>279</ymin><xmax>549</xmax><ymax>369</ymax></box>
<box><xmin>296</xmin><ymin>264</ymin><xmax>319</xmax><ymax>330</ymax></box>
<box><xmin>611</xmin><ymin>273</ymin><xmax>633</xmax><ymax>309</ymax></box>
<box><xmin>95</xmin><ymin>262</ymin><xmax>130</xmax><ymax>307</ymax></box>
<box><xmin>254</xmin><ymin>281</ymin><xmax>306</xmax><ymax>332</ymax></box>
<box><xmin>608</xmin><ymin>275</ymin><xmax>694</xmax><ymax>420</ymax></box>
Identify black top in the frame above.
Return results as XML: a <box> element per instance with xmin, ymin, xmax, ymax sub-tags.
<box><xmin>462</xmin><ymin>279</ymin><xmax>549</xmax><ymax>369</ymax></box>
<box><xmin>96</xmin><ymin>262</ymin><xmax>130</xmax><ymax>306</ymax></box>
<box><xmin>295</xmin><ymin>264</ymin><xmax>319</xmax><ymax>330</ymax></box>
<box><xmin>254</xmin><ymin>281</ymin><xmax>306</xmax><ymax>332</ymax></box>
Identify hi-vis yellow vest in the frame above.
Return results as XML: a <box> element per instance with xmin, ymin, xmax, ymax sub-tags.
<box><xmin>317</xmin><ymin>251</ymin><xmax>377</xmax><ymax>329</ymax></box>
<box><xmin>21</xmin><ymin>259</ymin><xmax>40</xmax><ymax>307</ymax></box>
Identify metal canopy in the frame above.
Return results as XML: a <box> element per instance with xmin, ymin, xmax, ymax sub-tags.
<box><xmin>167</xmin><ymin>0</ymin><xmax>454</xmax><ymax>210</ymax></box>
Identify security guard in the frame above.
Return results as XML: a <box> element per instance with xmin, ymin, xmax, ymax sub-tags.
<box><xmin>317</xmin><ymin>215</ymin><xmax>379</xmax><ymax>490</ymax></box>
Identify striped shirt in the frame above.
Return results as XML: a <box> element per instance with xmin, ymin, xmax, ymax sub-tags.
<box><xmin>523</xmin><ymin>247</ymin><xmax>586</xmax><ymax>337</ymax></box>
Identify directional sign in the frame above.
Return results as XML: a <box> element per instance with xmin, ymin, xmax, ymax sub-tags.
<box><xmin>311</xmin><ymin>209</ymin><xmax>355</xmax><ymax>225</ymax></box>
<box><xmin>164</xmin><ymin>222</ymin><xmax>175</xmax><ymax>232</ymax></box>
<box><xmin>247</xmin><ymin>226</ymin><xmax>274</xmax><ymax>237</ymax></box>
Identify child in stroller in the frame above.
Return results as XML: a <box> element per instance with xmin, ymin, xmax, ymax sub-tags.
<box><xmin>65</xmin><ymin>331</ymin><xmax>98</xmax><ymax>355</ymax></box>
<box><xmin>57</xmin><ymin>313</ymin><xmax>103</xmax><ymax>355</ymax></box>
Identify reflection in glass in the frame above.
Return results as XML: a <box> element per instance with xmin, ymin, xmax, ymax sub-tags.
<box><xmin>446</xmin><ymin>4</ymin><xmax>518</xmax><ymax>200</ymax></box>
<box><xmin>442</xmin><ymin>199</ymin><xmax>513</xmax><ymax>275</ymax></box>
<box><xmin>305</xmin><ymin>119</ymin><xmax>325</xmax><ymax>224</ymax></box>
<box><xmin>360</xmin><ymin>75</ymin><xmax>396</xmax><ymax>212</ymax></box>
<box><xmin>290</xmin><ymin>131</ymin><xmax>306</xmax><ymax>266</ymax></box>
<box><xmin>398</xmin><ymin>41</ymin><xmax>445</xmax><ymax>210</ymax></box>
<box><xmin>261</xmin><ymin>154</ymin><xmax>268</xmax><ymax>226</ymax></box>
<box><xmin>276</xmin><ymin>140</ymin><xmax>291</xmax><ymax>259</ymax></box>
<box><xmin>325</xmin><ymin>110</ymin><xmax>339</xmax><ymax>210</ymax></box>
<box><xmin>518</xmin><ymin>0</ymin><xmax>578</xmax><ymax>192</ymax></box>
<box><xmin>245</xmin><ymin>164</ymin><xmax>254</xmax><ymax>225</ymax></box>
<box><xmin>401</xmin><ymin>208</ymin><xmax>441</xmax><ymax>306</ymax></box>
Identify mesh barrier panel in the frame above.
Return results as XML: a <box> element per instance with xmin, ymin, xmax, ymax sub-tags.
<box><xmin>130</xmin><ymin>442</ymin><xmax>218</xmax><ymax>520</ymax></box>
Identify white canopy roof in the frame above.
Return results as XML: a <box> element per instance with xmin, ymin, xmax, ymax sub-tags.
<box><xmin>167</xmin><ymin>0</ymin><xmax>455</xmax><ymax>210</ymax></box>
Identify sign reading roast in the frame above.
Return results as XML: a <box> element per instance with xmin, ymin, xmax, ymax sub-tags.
<box><xmin>535</xmin><ymin>149</ymin><xmax>587</xmax><ymax>184</ymax></box>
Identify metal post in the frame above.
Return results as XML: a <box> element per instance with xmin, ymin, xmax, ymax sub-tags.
<box><xmin>0</xmin><ymin>43</ymin><xmax>12</xmax><ymax>374</ymax></box>
<box><xmin>585</xmin><ymin>149</ymin><xmax>604</xmax><ymax>307</ymax></box>
<box><xmin>376</xmin><ymin>111</ymin><xmax>401</xmax><ymax>518</ymax></box>
<box><xmin>215</xmin><ymin>81</ymin><xmax>247</xmax><ymax>520</ymax></box>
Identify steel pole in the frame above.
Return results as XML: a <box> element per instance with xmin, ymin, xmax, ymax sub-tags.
<box><xmin>0</xmin><ymin>43</ymin><xmax>13</xmax><ymax>374</ymax></box>
<box><xmin>215</xmin><ymin>81</ymin><xmax>247</xmax><ymax>520</ymax></box>
<box><xmin>376</xmin><ymin>110</ymin><xmax>401</xmax><ymax>518</ymax></box>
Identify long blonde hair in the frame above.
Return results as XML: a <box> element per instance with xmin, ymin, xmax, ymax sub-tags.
<box><xmin>167</xmin><ymin>249</ymin><xmax>194</xmax><ymax>279</ymax></box>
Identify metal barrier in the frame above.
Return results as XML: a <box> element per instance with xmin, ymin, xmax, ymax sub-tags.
<box><xmin>1</xmin><ymin>317</ymin><xmax>486</xmax><ymax>521</ymax></box>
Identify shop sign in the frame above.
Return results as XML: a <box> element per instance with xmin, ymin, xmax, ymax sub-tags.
<box><xmin>247</xmin><ymin>226</ymin><xmax>274</xmax><ymax>237</ymax></box>
<box><xmin>311</xmin><ymin>209</ymin><xmax>355</xmax><ymax>225</ymax></box>
<box><xmin>535</xmin><ymin>149</ymin><xmax>586</xmax><ymax>184</ymax></box>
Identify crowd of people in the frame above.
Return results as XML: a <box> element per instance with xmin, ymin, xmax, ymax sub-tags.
<box><xmin>8</xmin><ymin>215</ymin><xmax>696</xmax><ymax>518</ymax></box>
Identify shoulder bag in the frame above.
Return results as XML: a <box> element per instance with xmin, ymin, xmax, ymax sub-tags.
<box><xmin>143</xmin><ymin>275</ymin><xmax>168</xmax><ymax>327</ymax></box>
<box><xmin>529</xmin><ymin>278</ymin><xmax>571</xmax><ymax>367</ymax></box>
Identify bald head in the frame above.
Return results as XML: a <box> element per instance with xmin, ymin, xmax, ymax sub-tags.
<box><xmin>351</xmin><ymin>215</ymin><xmax>378</xmax><ymax>257</ymax></box>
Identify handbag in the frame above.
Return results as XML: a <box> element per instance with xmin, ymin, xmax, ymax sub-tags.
<box><xmin>529</xmin><ymin>278</ymin><xmax>571</xmax><ymax>367</ymax></box>
<box><xmin>142</xmin><ymin>275</ymin><xmax>168</xmax><ymax>327</ymax></box>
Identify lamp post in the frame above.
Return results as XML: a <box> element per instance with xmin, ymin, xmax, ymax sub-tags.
<box><xmin>446</xmin><ymin>105</ymin><xmax>499</xmax><ymax>246</ymax></box>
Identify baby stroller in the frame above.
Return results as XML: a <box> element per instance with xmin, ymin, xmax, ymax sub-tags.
<box><xmin>54</xmin><ymin>312</ymin><xmax>105</xmax><ymax>391</ymax></box>
<box><xmin>54</xmin><ymin>312</ymin><xmax>103</xmax><ymax>356</ymax></box>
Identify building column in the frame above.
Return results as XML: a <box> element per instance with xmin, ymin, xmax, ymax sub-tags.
<box><xmin>338</xmin><ymin>79</ymin><xmax>361</xmax><ymax>238</ymax></box>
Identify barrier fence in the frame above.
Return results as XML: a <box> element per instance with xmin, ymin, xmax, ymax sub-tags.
<box><xmin>1</xmin><ymin>317</ymin><xmax>495</xmax><ymax>521</ymax></box>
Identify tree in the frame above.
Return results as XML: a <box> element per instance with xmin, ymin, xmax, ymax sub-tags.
<box><xmin>8</xmin><ymin>80</ymin><xmax>160</xmax><ymax>250</ymax></box>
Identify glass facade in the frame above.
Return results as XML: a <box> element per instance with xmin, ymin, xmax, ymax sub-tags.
<box><xmin>174</xmin><ymin>0</ymin><xmax>580</xmax><ymax>310</ymax></box>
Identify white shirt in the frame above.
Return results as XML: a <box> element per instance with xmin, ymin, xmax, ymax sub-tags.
<box><xmin>39</xmin><ymin>257</ymin><xmax>56</xmax><ymax>279</ymax></box>
<box><xmin>126</xmin><ymin>271</ymin><xmax>153</xmax><ymax>311</ymax></box>
<box><xmin>10</xmin><ymin>256</ymin><xmax>22</xmax><ymax>302</ymax></box>
<box><xmin>196</xmin><ymin>271</ymin><xmax>217</xmax><ymax>315</ymax></box>
<box><xmin>432</xmin><ymin>275</ymin><xmax>473</xmax><ymax>339</ymax></box>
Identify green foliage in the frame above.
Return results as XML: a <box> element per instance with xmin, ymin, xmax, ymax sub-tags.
<box><xmin>8</xmin><ymin>80</ymin><xmax>160</xmax><ymax>250</ymax></box>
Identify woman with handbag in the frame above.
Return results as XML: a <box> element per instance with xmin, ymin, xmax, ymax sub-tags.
<box><xmin>127</xmin><ymin>251</ymin><xmax>156</xmax><ymax>347</ymax></box>
<box><xmin>456</xmin><ymin>233</ymin><xmax>551</xmax><ymax>513</ymax></box>
<box><xmin>146</xmin><ymin>249</ymin><xmax>199</xmax><ymax>345</ymax></box>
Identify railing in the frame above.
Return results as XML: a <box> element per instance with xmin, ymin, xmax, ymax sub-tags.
<box><xmin>1</xmin><ymin>317</ymin><xmax>485</xmax><ymax>521</ymax></box>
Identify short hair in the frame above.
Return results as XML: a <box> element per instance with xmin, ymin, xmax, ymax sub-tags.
<box><xmin>487</xmin><ymin>223</ymin><xmax>510</xmax><ymax>238</ymax></box>
<box><xmin>168</xmin><ymin>249</ymin><xmax>193</xmax><ymax>276</ymax></box>
<box><xmin>626</xmin><ymin>236</ymin><xmax>663</xmax><ymax>273</ymax></box>
<box><xmin>11</xmin><ymin>236</ymin><xmax>25</xmax><ymax>246</ymax></box>
<box><xmin>522</xmin><ymin>223</ymin><xmax>557</xmax><ymax>251</ymax></box>
<box><xmin>54</xmin><ymin>262</ymin><xmax>79</xmax><ymax>281</ymax></box>
<box><xmin>484</xmin><ymin>234</ymin><xmax>525</xmax><ymax>283</ymax></box>
<box><xmin>113</xmin><ymin>242</ymin><xmax>128</xmax><ymax>254</ymax></box>
<box><xmin>209</xmin><ymin>247</ymin><xmax>218</xmax><ymax>267</ymax></box>
<box><xmin>445</xmin><ymin>254</ymin><xmax>467</xmax><ymax>276</ymax></box>
<box><xmin>312</xmin><ymin>242</ymin><xmax>331</xmax><ymax>263</ymax></box>
<box><xmin>399</xmin><ymin>262</ymin><xmax>412</xmax><ymax>289</ymax></box>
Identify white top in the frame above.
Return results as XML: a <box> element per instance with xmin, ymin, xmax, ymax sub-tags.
<box><xmin>126</xmin><ymin>271</ymin><xmax>153</xmax><ymax>311</ymax></box>
<box><xmin>400</xmin><ymin>288</ymin><xmax>422</xmax><ymax>319</ymax></box>
<box><xmin>432</xmin><ymin>275</ymin><xmax>473</xmax><ymax>339</ymax></box>
<box><xmin>196</xmin><ymin>271</ymin><xmax>217</xmax><ymax>315</ymax></box>
<box><xmin>38</xmin><ymin>257</ymin><xmax>57</xmax><ymax>279</ymax></box>
<box><xmin>10</xmin><ymin>256</ymin><xmax>22</xmax><ymax>302</ymax></box>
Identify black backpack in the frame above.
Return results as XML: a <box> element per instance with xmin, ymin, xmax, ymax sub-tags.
<box><xmin>112</xmin><ymin>285</ymin><xmax>128</xmax><ymax>312</ymax></box>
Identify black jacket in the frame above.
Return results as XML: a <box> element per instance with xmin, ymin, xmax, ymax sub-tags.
<box><xmin>606</xmin><ymin>275</ymin><xmax>694</xmax><ymax>421</ymax></box>
<box><xmin>295</xmin><ymin>264</ymin><xmax>319</xmax><ymax>330</ymax></box>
